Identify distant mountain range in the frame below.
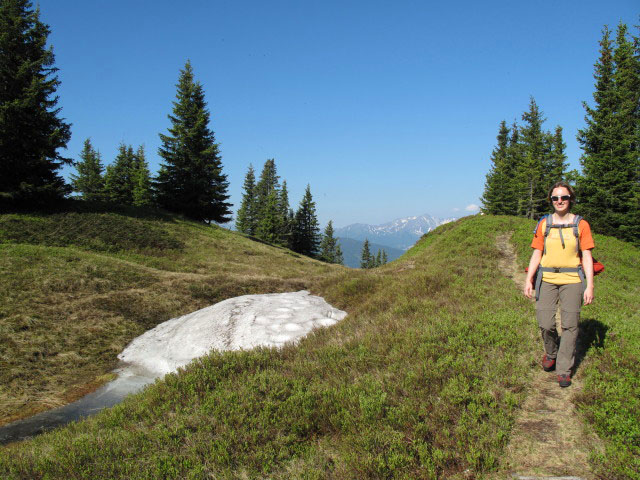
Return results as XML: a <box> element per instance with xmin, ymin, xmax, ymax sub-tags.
<box><xmin>335</xmin><ymin>214</ymin><xmax>456</xmax><ymax>252</ymax></box>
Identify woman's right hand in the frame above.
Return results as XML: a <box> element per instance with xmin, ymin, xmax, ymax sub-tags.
<box><xmin>524</xmin><ymin>249</ymin><xmax>542</xmax><ymax>300</ymax></box>
<box><xmin>523</xmin><ymin>279</ymin><xmax>534</xmax><ymax>299</ymax></box>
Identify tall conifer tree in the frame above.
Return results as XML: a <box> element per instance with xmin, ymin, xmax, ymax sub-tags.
<box><xmin>360</xmin><ymin>239</ymin><xmax>372</xmax><ymax>269</ymax></box>
<box><xmin>103</xmin><ymin>144</ymin><xmax>136</xmax><ymax>205</ymax></box>
<box><xmin>577</xmin><ymin>24</ymin><xmax>640</xmax><ymax>243</ymax></box>
<box><xmin>292</xmin><ymin>185</ymin><xmax>321</xmax><ymax>257</ymax></box>
<box><xmin>549</xmin><ymin>126</ymin><xmax>568</xmax><ymax>183</ymax></box>
<box><xmin>516</xmin><ymin>97</ymin><xmax>549</xmax><ymax>219</ymax></box>
<box><xmin>0</xmin><ymin>0</ymin><xmax>72</xmax><ymax>205</ymax></box>
<box><xmin>131</xmin><ymin>146</ymin><xmax>152</xmax><ymax>207</ymax></box>
<box><xmin>320</xmin><ymin>221</ymin><xmax>343</xmax><ymax>264</ymax></box>
<box><xmin>155</xmin><ymin>61</ymin><xmax>231</xmax><ymax>223</ymax></box>
<box><xmin>278</xmin><ymin>180</ymin><xmax>293</xmax><ymax>246</ymax></box>
<box><xmin>71</xmin><ymin>139</ymin><xmax>104</xmax><ymax>201</ymax></box>
<box><xmin>236</xmin><ymin>164</ymin><xmax>258</xmax><ymax>235</ymax></box>
<box><xmin>255</xmin><ymin>159</ymin><xmax>280</xmax><ymax>214</ymax></box>
<box><xmin>481</xmin><ymin>121</ymin><xmax>511</xmax><ymax>214</ymax></box>
<box><xmin>256</xmin><ymin>190</ymin><xmax>282</xmax><ymax>244</ymax></box>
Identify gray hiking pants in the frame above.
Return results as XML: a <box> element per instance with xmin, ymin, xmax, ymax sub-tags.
<box><xmin>536</xmin><ymin>281</ymin><xmax>583</xmax><ymax>377</ymax></box>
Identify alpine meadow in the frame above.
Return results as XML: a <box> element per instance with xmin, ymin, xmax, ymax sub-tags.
<box><xmin>1</xmin><ymin>1</ymin><xmax>639</xmax><ymax>479</ymax></box>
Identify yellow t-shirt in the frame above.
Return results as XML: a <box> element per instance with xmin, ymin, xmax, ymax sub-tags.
<box><xmin>531</xmin><ymin>216</ymin><xmax>595</xmax><ymax>285</ymax></box>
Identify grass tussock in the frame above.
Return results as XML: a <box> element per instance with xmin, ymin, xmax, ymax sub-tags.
<box><xmin>0</xmin><ymin>212</ymin><xmax>638</xmax><ymax>479</ymax></box>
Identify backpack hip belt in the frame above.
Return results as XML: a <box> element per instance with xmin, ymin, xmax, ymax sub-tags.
<box><xmin>534</xmin><ymin>265</ymin><xmax>586</xmax><ymax>301</ymax></box>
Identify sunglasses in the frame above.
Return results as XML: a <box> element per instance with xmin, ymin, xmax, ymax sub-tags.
<box><xmin>551</xmin><ymin>195</ymin><xmax>571</xmax><ymax>202</ymax></box>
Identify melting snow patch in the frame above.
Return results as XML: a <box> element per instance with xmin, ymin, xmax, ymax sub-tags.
<box><xmin>118</xmin><ymin>290</ymin><xmax>347</xmax><ymax>379</ymax></box>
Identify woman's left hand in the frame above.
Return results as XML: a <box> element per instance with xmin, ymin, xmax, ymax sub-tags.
<box><xmin>584</xmin><ymin>285</ymin><xmax>594</xmax><ymax>305</ymax></box>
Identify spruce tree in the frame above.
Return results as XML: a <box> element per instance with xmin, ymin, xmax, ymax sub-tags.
<box><xmin>480</xmin><ymin>121</ymin><xmax>511</xmax><ymax>214</ymax></box>
<box><xmin>335</xmin><ymin>240</ymin><xmax>344</xmax><ymax>266</ymax></box>
<box><xmin>320</xmin><ymin>220</ymin><xmax>343</xmax><ymax>264</ymax></box>
<box><xmin>131</xmin><ymin>146</ymin><xmax>152</xmax><ymax>207</ymax></box>
<box><xmin>375</xmin><ymin>250</ymin><xmax>382</xmax><ymax>267</ymax></box>
<box><xmin>278</xmin><ymin>180</ymin><xmax>293</xmax><ymax>246</ymax></box>
<box><xmin>381</xmin><ymin>250</ymin><xmax>388</xmax><ymax>265</ymax></box>
<box><xmin>549</xmin><ymin>126</ymin><xmax>568</xmax><ymax>183</ymax></box>
<box><xmin>103</xmin><ymin>144</ymin><xmax>136</xmax><ymax>205</ymax></box>
<box><xmin>0</xmin><ymin>0</ymin><xmax>72</xmax><ymax>206</ymax></box>
<box><xmin>515</xmin><ymin>98</ymin><xmax>550</xmax><ymax>219</ymax></box>
<box><xmin>155</xmin><ymin>61</ymin><xmax>231</xmax><ymax>223</ymax></box>
<box><xmin>255</xmin><ymin>159</ymin><xmax>280</xmax><ymax>214</ymax></box>
<box><xmin>236</xmin><ymin>164</ymin><xmax>258</xmax><ymax>235</ymax></box>
<box><xmin>576</xmin><ymin>24</ymin><xmax>640</xmax><ymax>244</ymax></box>
<box><xmin>256</xmin><ymin>190</ymin><xmax>282</xmax><ymax>244</ymax></box>
<box><xmin>291</xmin><ymin>185</ymin><xmax>321</xmax><ymax>257</ymax></box>
<box><xmin>360</xmin><ymin>239</ymin><xmax>372</xmax><ymax>269</ymax></box>
<box><xmin>70</xmin><ymin>139</ymin><xmax>104</xmax><ymax>201</ymax></box>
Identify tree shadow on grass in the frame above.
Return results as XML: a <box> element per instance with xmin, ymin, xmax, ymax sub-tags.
<box><xmin>574</xmin><ymin>318</ymin><xmax>608</xmax><ymax>373</ymax></box>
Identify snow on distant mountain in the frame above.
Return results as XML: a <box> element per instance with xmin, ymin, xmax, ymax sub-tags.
<box><xmin>335</xmin><ymin>214</ymin><xmax>456</xmax><ymax>251</ymax></box>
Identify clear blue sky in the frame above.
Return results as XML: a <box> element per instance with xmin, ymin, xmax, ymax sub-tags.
<box><xmin>38</xmin><ymin>1</ymin><xmax>637</xmax><ymax>228</ymax></box>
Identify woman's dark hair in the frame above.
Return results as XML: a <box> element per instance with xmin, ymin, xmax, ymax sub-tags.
<box><xmin>548</xmin><ymin>181</ymin><xmax>576</xmax><ymax>205</ymax></box>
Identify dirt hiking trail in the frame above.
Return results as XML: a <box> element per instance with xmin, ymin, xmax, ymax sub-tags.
<box><xmin>491</xmin><ymin>233</ymin><xmax>603</xmax><ymax>480</ymax></box>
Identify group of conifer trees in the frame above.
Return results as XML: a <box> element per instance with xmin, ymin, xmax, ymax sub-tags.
<box><xmin>1</xmin><ymin>1</ymin><xmax>231</xmax><ymax>222</ymax></box>
<box><xmin>236</xmin><ymin>160</ymin><xmax>343</xmax><ymax>263</ymax></box>
<box><xmin>360</xmin><ymin>239</ymin><xmax>388</xmax><ymax>269</ymax></box>
<box><xmin>71</xmin><ymin>61</ymin><xmax>232</xmax><ymax>224</ymax></box>
<box><xmin>71</xmin><ymin>140</ymin><xmax>153</xmax><ymax>207</ymax></box>
<box><xmin>481</xmin><ymin>22</ymin><xmax>639</xmax><ymax>245</ymax></box>
<box><xmin>480</xmin><ymin>97</ymin><xmax>568</xmax><ymax>220</ymax></box>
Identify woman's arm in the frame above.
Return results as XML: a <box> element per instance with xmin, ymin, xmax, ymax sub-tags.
<box><xmin>523</xmin><ymin>249</ymin><xmax>543</xmax><ymax>299</ymax></box>
<box><xmin>582</xmin><ymin>248</ymin><xmax>595</xmax><ymax>305</ymax></box>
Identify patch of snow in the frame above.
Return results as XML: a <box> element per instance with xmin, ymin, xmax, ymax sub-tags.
<box><xmin>118</xmin><ymin>291</ymin><xmax>347</xmax><ymax>378</ymax></box>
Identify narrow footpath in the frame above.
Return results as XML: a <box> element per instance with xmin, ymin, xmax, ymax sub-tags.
<box><xmin>492</xmin><ymin>233</ymin><xmax>602</xmax><ymax>480</ymax></box>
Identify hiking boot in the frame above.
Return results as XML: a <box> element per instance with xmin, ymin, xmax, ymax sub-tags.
<box><xmin>558</xmin><ymin>374</ymin><xmax>571</xmax><ymax>388</ymax></box>
<box><xmin>542</xmin><ymin>354</ymin><xmax>556</xmax><ymax>372</ymax></box>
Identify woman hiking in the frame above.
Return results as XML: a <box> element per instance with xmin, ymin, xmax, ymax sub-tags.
<box><xmin>523</xmin><ymin>181</ymin><xmax>595</xmax><ymax>388</ymax></box>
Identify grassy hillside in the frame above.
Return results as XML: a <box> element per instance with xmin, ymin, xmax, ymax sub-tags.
<box><xmin>0</xmin><ymin>212</ymin><xmax>638</xmax><ymax>479</ymax></box>
<box><xmin>0</xmin><ymin>210</ymin><xmax>340</xmax><ymax>425</ymax></box>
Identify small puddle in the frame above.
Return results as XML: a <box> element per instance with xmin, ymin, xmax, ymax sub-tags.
<box><xmin>0</xmin><ymin>366</ymin><xmax>154</xmax><ymax>445</ymax></box>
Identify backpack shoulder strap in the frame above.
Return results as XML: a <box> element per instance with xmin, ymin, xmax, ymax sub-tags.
<box><xmin>573</xmin><ymin>215</ymin><xmax>583</xmax><ymax>253</ymax></box>
<box><xmin>544</xmin><ymin>214</ymin><xmax>552</xmax><ymax>237</ymax></box>
<box><xmin>542</xmin><ymin>214</ymin><xmax>551</xmax><ymax>255</ymax></box>
<box><xmin>533</xmin><ymin>215</ymin><xmax>547</xmax><ymax>234</ymax></box>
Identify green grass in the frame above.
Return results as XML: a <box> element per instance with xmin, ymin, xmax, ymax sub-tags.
<box><xmin>0</xmin><ymin>212</ymin><xmax>638</xmax><ymax>479</ymax></box>
<box><xmin>571</xmin><ymin>233</ymin><xmax>640</xmax><ymax>479</ymax></box>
